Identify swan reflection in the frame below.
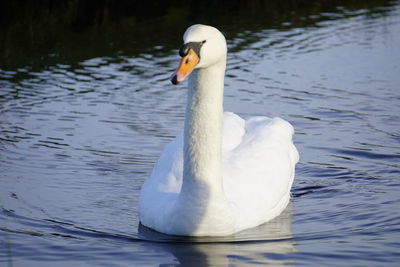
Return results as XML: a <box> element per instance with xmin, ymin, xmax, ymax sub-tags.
<box><xmin>139</xmin><ymin>203</ymin><xmax>295</xmax><ymax>266</ymax></box>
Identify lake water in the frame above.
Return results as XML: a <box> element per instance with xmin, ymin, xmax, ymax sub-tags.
<box><xmin>1</xmin><ymin>1</ymin><xmax>400</xmax><ymax>266</ymax></box>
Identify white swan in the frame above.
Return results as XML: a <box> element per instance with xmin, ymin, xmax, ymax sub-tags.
<box><xmin>139</xmin><ymin>24</ymin><xmax>299</xmax><ymax>236</ymax></box>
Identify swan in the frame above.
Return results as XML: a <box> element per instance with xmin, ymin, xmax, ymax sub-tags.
<box><xmin>139</xmin><ymin>24</ymin><xmax>299</xmax><ymax>236</ymax></box>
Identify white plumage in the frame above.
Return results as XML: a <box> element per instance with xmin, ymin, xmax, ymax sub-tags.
<box><xmin>139</xmin><ymin>25</ymin><xmax>299</xmax><ymax>236</ymax></box>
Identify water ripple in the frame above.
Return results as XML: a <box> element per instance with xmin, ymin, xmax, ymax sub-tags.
<box><xmin>1</xmin><ymin>2</ymin><xmax>400</xmax><ymax>266</ymax></box>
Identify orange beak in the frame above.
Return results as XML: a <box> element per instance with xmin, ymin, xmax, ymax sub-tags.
<box><xmin>170</xmin><ymin>48</ymin><xmax>200</xmax><ymax>85</ymax></box>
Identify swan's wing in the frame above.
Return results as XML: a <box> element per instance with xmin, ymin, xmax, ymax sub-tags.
<box><xmin>147</xmin><ymin>132</ymin><xmax>184</xmax><ymax>193</ymax></box>
<box><xmin>222</xmin><ymin>114</ymin><xmax>299</xmax><ymax>228</ymax></box>
<box><xmin>222</xmin><ymin>112</ymin><xmax>246</xmax><ymax>152</ymax></box>
<box><xmin>138</xmin><ymin>132</ymin><xmax>184</xmax><ymax>225</ymax></box>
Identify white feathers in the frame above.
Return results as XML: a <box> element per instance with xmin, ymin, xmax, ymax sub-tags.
<box><xmin>139</xmin><ymin>25</ymin><xmax>299</xmax><ymax>236</ymax></box>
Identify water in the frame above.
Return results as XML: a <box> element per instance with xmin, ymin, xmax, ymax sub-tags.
<box><xmin>1</xmin><ymin>1</ymin><xmax>400</xmax><ymax>266</ymax></box>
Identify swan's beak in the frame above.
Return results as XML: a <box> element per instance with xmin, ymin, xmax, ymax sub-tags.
<box><xmin>170</xmin><ymin>48</ymin><xmax>200</xmax><ymax>85</ymax></box>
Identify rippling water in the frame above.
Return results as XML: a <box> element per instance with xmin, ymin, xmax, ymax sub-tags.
<box><xmin>1</xmin><ymin>1</ymin><xmax>400</xmax><ymax>266</ymax></box>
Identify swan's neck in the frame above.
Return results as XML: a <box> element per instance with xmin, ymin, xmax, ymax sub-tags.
<box><xmin>181</xmin><ymin>60</ymin><xmax>226</xmax><ymax>196</ymax></box>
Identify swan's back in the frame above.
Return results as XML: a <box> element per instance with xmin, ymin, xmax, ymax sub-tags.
<box><xmin>222</xmin><ymin>112</ymin><xmax>299</xmax><ymax>231</ymax></box>
<box><xmin>139</xmin><ymin>112</ymin><xmax>298</xmax><ymax>233</ymax></box>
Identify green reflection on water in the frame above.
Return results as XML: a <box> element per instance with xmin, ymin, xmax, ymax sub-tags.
<box><xmin>0</xmin><ymin>0</ymin><xmax>394</xmax><ymax>70</ymax></box>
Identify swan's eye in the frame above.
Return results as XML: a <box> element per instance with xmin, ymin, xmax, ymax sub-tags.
<box><xmin>202</xmin><ymin>40</ymin><xmax>206</xmax><ymax>44</ymax></box>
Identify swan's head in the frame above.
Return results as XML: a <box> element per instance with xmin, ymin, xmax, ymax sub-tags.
<box><xmin>170</xmin><ymin>24</ymin><xmax>227</xmax><ymax>84</ymax></box>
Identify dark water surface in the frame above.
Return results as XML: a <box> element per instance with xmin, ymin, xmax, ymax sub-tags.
<box><xmin>1</xmin><ymin>0</ymin><xmax>400</xmax><ymax>266</ymax></box>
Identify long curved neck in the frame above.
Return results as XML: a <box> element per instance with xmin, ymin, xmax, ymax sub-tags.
<box><xmin>181</xmin><ymin>60</ymin><xmax>226</xmax><ymax>196</ymax></box>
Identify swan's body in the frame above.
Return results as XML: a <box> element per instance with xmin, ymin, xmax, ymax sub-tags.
<box><xmin>139</xmin><ymin>25</ymin><xmax>299</xmax><ymax>236</ymax></box>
